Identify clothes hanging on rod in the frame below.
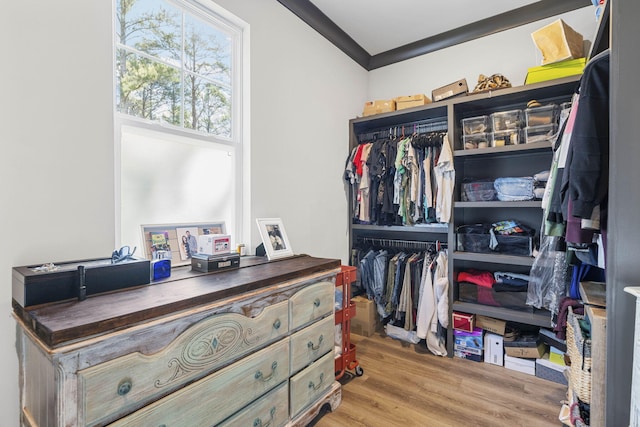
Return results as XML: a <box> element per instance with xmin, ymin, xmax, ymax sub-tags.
<box><xmin>345</xmin><ymin>127</ymin><xmax>453</xmax><ymax>226</ymax></box>
<box><xmin>352</xmin><ymin>239</ymin><xmax>448</xmax><ymax>354</ymax></box>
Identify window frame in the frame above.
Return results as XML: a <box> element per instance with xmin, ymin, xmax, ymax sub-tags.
<box><xmin>113</xmin><ymin>0</ymin><xmax>250</xmax><ymax>251</ymax></box>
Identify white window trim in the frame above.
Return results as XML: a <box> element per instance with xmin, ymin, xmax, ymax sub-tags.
<box><xmin>113</xmin><ymin>0</ymin><xmax>251</xmax><ymax>251</ymax></box>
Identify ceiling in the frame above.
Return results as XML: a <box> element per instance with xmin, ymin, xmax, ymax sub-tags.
<box><xmin>276</xmin><ymin>0</ymin><xmax>592</xmax><ymax>70</ymax></box>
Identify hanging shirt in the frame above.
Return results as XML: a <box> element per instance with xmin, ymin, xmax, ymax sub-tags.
<box><xmin>434</xmin><ymin>134</ymin><xmax>455</xmax><ymax>223</ymax></box>
<box><xmin>358</xmin><ymin>143</ymin><xmax>373</xmax><ymax>222</ymax></box>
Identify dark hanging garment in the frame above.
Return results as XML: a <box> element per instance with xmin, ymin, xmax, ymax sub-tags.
<box><xmin>561</xmin><ymin>50</ymin><xmax>610</xmax><ymax>226</ymax></box>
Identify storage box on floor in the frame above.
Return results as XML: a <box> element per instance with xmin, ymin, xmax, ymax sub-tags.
<box><xmin>350</xmin><ymin>295</ymin><xmax>381</xmax><ymax>337</ymax></box>
<box><xmin>454</xmin><ymin>327</ymin><xmax>483</xmax><ymax>362</ymax></box>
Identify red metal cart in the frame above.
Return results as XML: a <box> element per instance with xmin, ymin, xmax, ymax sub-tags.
<box><xmin>335</xmin><ymin>265</ymin><xmax>363</xmax><ymax>380</ymax></box>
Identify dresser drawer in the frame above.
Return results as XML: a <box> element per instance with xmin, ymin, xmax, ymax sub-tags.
<box><xmin>80</xmin><ymin>301</ymin><xmax>289</xmax><ymax>426</ymax></box>
<box><xmin>218</xmin><ymin>382</ymin><xmax>289</xmax><ymax>427</ymax></box>
<box><xmin>108</xmin><ymin>338</ymin><xmax>289</xmax><ymax>427</ymax></box>
<box><xmin>290</xmin><ymin>315</ymin><xmax>335</xmax><ymax>375</ymax></box>
<box><xmin>290</xmin><ymin>281</ymin><xmax>333</xmax><ymax>330</ymax></box>
<box><xmin>289</xmin><ymin>351</ymin><xmax>335</xmax><ymax>418</ymax></box>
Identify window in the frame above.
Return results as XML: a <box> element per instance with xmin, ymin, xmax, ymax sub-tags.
<box><xmin>114</xmin><ymin>0</ymin><xmax>248</xmax><ymax>253</ymax></box>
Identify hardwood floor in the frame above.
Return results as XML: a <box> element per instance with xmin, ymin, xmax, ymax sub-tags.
<box><xmin>312</xmin><ymin>332</ymin><xmax>566</xmax><ymax>427</ymax></box>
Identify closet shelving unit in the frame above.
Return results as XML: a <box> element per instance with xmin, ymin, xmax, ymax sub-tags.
<box><xmin>450</xmin><ymin>76</ymin><xmax>580</xmax><ymax>343</ymax></box>
<box><xmin>348</xmin><ymin>102</ymin><xmax>451</xmax><ymax>278</ymax></box>
<box><xmin>348</xmin><ymin>75</ymin><xmax>581</xmax><ymax>355</ymax></box>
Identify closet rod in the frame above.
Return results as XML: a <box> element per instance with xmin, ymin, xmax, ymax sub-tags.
<box><xmin>357</xmin><ymin>237</ymin><xmax>446</xmax><ymax>250</ymax></box>
<box><xmin>357</xmin><ymin>118</ymin><xmax>448</xmax><ymax>142</ymax></box>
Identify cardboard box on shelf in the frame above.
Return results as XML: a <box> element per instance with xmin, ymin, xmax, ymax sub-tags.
<box><xmin>525</xmin><ymin>57</ymin><xmax>586</xmax><ymax>85</ymax></box>
<box><xmin>484</xmin><ymin>332</ymin><xmax>504</xmax><ymax>366</ymax></box>
<box><xmin>432</xmin><ymin>78</ymin><xmax>468</xmax><ymax>102</ymax></box>
<box><xmin>350</xmin><ymin>295</ymin><xmax>381</xmax><ymax>337</ymax></box>
<box><xmin>504</xmin><ymin>336</ymin><xmax>548</xmax><ymax>359</ymax></box>
<box><xmin>476</xmin><ymin>315</ymin><xmax>507</xmax><ymax>335</ymax></box>
<box><xmin>531</xmin><ymin>19</ymin><xmax>584</xmax><ymax>65</ymax></box>
<box><xmin>394</xmin><ymin>94</ymin><xmax>431</xmax><ymax>110</ymax></box>
<box><xmin>363</xmin><ymin>99</ymin><xmax>396</xmax><ymax>116</ymax></box>
<box><xmin>452</xmin><ymin>312</ymin><xmax>475</xmax><ymax>332</ymax></box>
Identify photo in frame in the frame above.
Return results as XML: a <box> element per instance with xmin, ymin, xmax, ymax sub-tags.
<box><xmin>256</xmin><ymin>218</ymin><xmax>294</xmax><ymax>260</ymax></box>
<box><xmin>141</xmin><ymin>222</ymin><xmax>226</xmax><ymax>266</ymax></box>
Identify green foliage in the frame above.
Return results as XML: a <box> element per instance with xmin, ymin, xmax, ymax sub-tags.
<box><xmin>116</xmin><ymin>0</ymin><xmax>231</xmax><ymax>137</ymax></box>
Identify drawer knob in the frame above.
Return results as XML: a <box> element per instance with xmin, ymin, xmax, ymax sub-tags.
<box><xmin>313</xmin><ymin>298</ymin><xmax>321</xmax><ymax>307</ymax></box>
<box><xmin>308</xmin><ymin>373</ymin><xmax>325</xmax><ymax>391</ymax></box>
<box><xmin>254</xmin><ymin>361</ymin><xmax>278</xmax><ymax>382</ymax></box>
<box><xmin>253</xmin><ymin>407</ymin><xmax>276</xmax><ymax>427</ymax></box>
<box><xmin>307</xmin><ymin>334</ymin><xmax>324</xmax><ymax>351</ymax></box>
<box><xmin>273</xmin><ymin>319</ymin><xmax>281</xmax><ymax>330</ymax></box>
<box><xmin>117</xmin><ymin>379</ymin><xmax>132</xmax><ymax>396</ymax></box>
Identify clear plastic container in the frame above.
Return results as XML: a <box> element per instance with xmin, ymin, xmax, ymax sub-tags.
<box><xmin>491</xmin><ymin>130</ymin><xmax>521</xmax><ymax>147</ymax></box>
<box><xmin>525</xmin><ymin>104</ymin><xmax>558</xmax><ymax>127</ymax></box>
<box><xmin>524</xmin><ymin>124</ymin><xmax>558</xmax><ymax>144</ymax></box>
<box><xmin>462</xmin><ymin>180</ymin><xmax>496</xmax><ymax>201</ymax></box>
<box><xmin>463</xmin><ymin>133</ymin><xmax>490</xmax><ymax>150</ymax></box>
<box><xmin>462</xmin><ymin>115</ymin><xmax>490</xmax><ymax>136</ymax></box>
<box><xmin>490</xmin><ymin>109</ymin><xmax>522</xmax><ymax>131</ymax></box>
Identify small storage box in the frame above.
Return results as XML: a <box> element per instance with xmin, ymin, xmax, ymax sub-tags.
<box><xmin>456</xmin><ymin>224</ymin><xmax>534</xmax><ymax>256</ymax></box>
<box><xmin>452</xmin><ymin>312</ymin><xmax>476</xmax><ymax>332</ymax></box>
<box><xmin>491</xmin><ymin>130</ymin><xmax>521</xmax><ymax>147</ymax></box>
<box><xmin>462</xmin><ymin>115</ymin><xmax>490</xmax><ymax>136</ymax></box>
<box><xmin>463</xmin><ymin>133</ymin><xmax>490</xmax><ymax>150</ymax></box>
<box><xmin>524</xmin><ymin>124</ymin><xmax>558</xmax><ymax>144</ymax></box>
<box><xmin>395</xmin><ymin>94</ymin><xmax>431</xmax><ymax>110</ymax></box>
<box><xmin>493</xmin><ymin>177</ymin><xmax>535</xmax><ymax>201</ymax></box>
<box><xmin>490</xmin><ymin>109</ymin><xmax>522</xmax><ymax>131</ymax></box>
<box><xmin>363</xmin><ymin>99</ymin><xmax>396</xmax><ymax>116</ymax></box>
<box><xmin>536</xmin><ymin>356</ymin><xmax>569</xmax><ymax>385</ymax></box>
<box><xmin>462</xmin><ymin>180</ymin><xmax>496</xmax><ymax>202</ymax></box>
<box><xmin>525</xmin><ymin>104</ymin><xmax>558</xmax><ymax>127</ymax></box>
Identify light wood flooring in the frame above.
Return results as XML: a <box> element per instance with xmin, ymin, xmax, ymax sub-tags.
<box><xmin>312</xmin><ymin>332</ymin><xmax>566</xmax><ymax>427</ymax></box>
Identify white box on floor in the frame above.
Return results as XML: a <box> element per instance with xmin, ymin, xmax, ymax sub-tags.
<box><xmin>484</xmin><ymin>332</ymin><xmax>504</xmax><ymax>366</ymax></box>
<box><xmin>504</xmin><ymin>354</ymin><xmax>536</xmax><ymax>376</ymax></box>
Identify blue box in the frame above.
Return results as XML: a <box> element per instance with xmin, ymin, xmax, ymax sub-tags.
<box><xmin>454</xmin><ymin>327</ymin><xmax>483</xmax><ymax>351</ymax></box>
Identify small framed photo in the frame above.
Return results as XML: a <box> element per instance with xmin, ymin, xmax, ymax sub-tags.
<box><xmin>256</xmin><ymin>218</ymin><xmax>294</xmax><ymax>260</ymax></box>
<box><xmin>141</xmin><ymin>221</ymin><xmax>226</xmax><ymax>266</ymax></box>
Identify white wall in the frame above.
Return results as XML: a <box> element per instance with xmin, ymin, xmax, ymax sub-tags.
<box><xmin>0</xmin><ymin>0</ymin><xmax>366</xmax><ymax>424</ymax></box>
<box><xmin>0</xmin><ymin>1</ymin><xmax>599</xmax><ymax>424</ymax></box>
<box><xmin>368</xmin><ymin>6</ymin><xmax>598</xmax><ymax>100</ymax></box>
<box><xmin>1</xmin><ymin>2</ymin><xmax>116</xmax><ymax>425</ymax></box>
<box><xmin>214</xmin><ymin>0</ymin><xmax>368</xmax><ymax>261</ymax></box>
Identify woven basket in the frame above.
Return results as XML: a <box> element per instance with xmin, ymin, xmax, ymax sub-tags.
<box><xmin>567</xmin><ymin>306</ymin><xmax>592</xmax><ymax>404</ymax></box>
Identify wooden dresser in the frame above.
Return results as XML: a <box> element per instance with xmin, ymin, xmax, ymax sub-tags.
<box><xmin>14</xmin><ymin>255</ymin><xmax>342</xmax><ymax>427</ymax></box>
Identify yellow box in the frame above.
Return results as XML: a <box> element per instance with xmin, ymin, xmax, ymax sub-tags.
<box><xmin>350</xmin><ymin>295</ymin><xmax>381</xmax><ymax>337</ymax></box>
<box><xmin>525</xmin><ymin>57</ymin><xmax>586</xmax><ymax>85</ymax></box>
<box><xmin>363</xmin><ymin>99</ymin><xmax>396</xmax><ymax>116</ymax></box>
<box><xmin>531</xmin><ymin>19</ymin><xmax>584</xmax><ymax>65</ymax></box>
<box><xmin>394</xmin><ymin>94</ymin><xmax>431</xmax><ymax>110</ymax></box>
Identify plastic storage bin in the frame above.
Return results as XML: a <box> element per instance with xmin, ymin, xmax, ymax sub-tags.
<box><xmin>524</xmin><ymin>124</ymin><xmax>558</xmax><ymax>144</ymax></box>
<box><xmin>491</xmin><ymin>130</ymin><xmax>521</xmax><ymax>147</ymax></box>
<box><xmin>493</xmin><ymin>177</ymin><xmax>535</xmax><ymax>201</ymax></box>
<box><xmin>490</xmin><ymin>109</ymin><xmax>522</xmax><ymax>131</ymax></box>
<box><xmin>456</xmin><ymin>223</ymin><xmax>534</xmax><ymax>256</ymax></box>
<box><xmin>462</xmin><ymin>115</ymin><xmax>490</xmax><ymax>136</ymax></box>
<box><xmin>463</xmin><ymin>133</ymin><xmax>490</xmax><ymax>150</ymax></box>
<box><xmin>525</xmin><ymin>104</ymin><xmax>558</xmax><ymax>127</ymax></box>
<box><xmin>462</xmin><ymin>180</ymin><xmax>496</xmax><ymax>201</ymax></box>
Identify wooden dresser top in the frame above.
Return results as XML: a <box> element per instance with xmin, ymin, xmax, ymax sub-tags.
<box><xmin>13</xmin><ymin>255</ymin><xmax>341</xmax><ymax>348</ymax></box>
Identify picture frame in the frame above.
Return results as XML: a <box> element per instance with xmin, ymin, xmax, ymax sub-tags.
<box><xmin>256</xmin><ymin>218</ymin><xmax>294</xmax><ymax>260</ymax></box>
<box><xmin>140</xmin><ymin>221</ymin><xmax>227</xmax><ymax>266</ymax></box>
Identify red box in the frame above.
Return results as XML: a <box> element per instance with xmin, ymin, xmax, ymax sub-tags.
<box><xmin>452</xmin><ymin>311</ymin><xmax>475</xmax><ymax>332</ymax></box>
